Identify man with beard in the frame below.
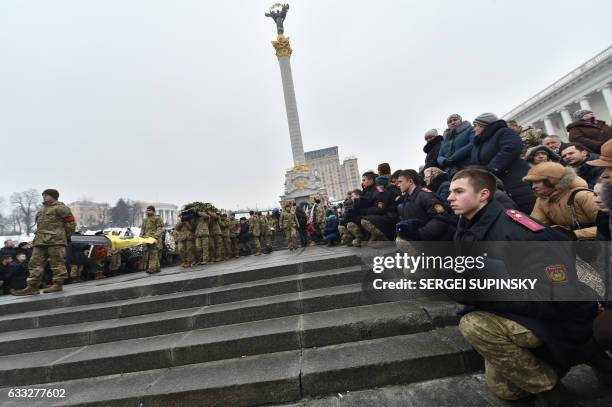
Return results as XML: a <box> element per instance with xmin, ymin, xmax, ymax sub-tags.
<box><xmin>360</xmin><ymin>175</ymin><xmax>400</xmax><ymax>241</ymax></box>
<box><xmin>345</xmin><ymin>171</ymin><xmax>377</xmax><ymax>247</ymax></box>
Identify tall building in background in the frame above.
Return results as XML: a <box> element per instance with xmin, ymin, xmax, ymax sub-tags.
<box><xmin>69</xmin><ymin>201</ymin><xmax>110</xmax><ymax>228</ymax></box>
<box><xmin>305</xmin><ymin>147</ymin><xmax>360</xmax><ymax>201</ymax></box>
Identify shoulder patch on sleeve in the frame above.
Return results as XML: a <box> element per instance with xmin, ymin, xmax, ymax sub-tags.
<box><xmin>434</xmin><ymin>204</ymin><xmax>445</xmax><ymax>214</ymax></box>
<box><xmin>505</xmin><ymin>209</ymin><xmax>544</xmax><ymax>232</ymax></box>
<box><xmin>421</xmin><ymin>187</ymin><xmax>433</xmax><ymax>193</ymax></box>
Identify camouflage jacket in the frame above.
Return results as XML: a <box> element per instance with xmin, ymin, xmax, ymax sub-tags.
<box><xmin>314</xmin><ymin>204</ymin><xmax>326</xmax><ymax>226</ymax></box>
<box><xmin>174</xmin><ymin>219</ymin><xmax>195</xmax><ymax>241</ymax></box>
<box><xmin>248</xmin><ymin>214</ymin><xmax>261</xmax><ymax>237</ymax></box>
<box><xmin>519</xmin><ymin>126</ymin><xmax>545</xmax><ymax>157</ymax></box>
<box><xmin>280</xmin><ymin>211</ymin><xmax>297</xmax><ymax>231</ymax></box>
<box><xmin>209</xmin><ymin>212</ymin><xmax>222</xmax><ymax>236</ymax></box>
<box><xmin>228</xmin><ymin>217</ymin><xmax>239</xmax><ymax>237</ymax></box>
<box><xmin>140</xmin><ymin>215</ymin><xmax>164</xmax><ymax>248</ymax></box>
<box><xmin>260</xmin><ymin>216</ymin><xmax>269</xmax><ymax>236</ymax></box>
<box><xmin>220</xmin><ymin>218</ymin><xmax>230</xmax><ymax>238</ymax></box>
<box><xmin>32</xmin><ymin>201</ymin><xmax>76</xmax><ymax>247</ymax></box>
<box><xmin>195</xmin><ymin>212</ymin><xmax>210</xmax><ymax>237</ymax></box>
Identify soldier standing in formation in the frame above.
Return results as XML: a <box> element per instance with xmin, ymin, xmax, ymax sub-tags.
<box><xmin>140</xmin><ymin>205</ymin><xmax>164</xmax><ymax>274</ymax></box>
<box><xmin>195</xmin><ymin>209</ymin><xmax>210</xmax><ymax>265</ymax></box>
<box><xmin>13</xmin><ymin>189</ymin><xmax>76</xmax><ymax>295</ymax></box>
<box><xmin>248</xmin><ymin>210</ymin><xmax>262</xmax><ymax>256</ymax></box>
<box><xmin>174</xmin><ymin>214</ymin><xmax>195</xmax><ymax>268</ymax></box>
<box><xmin>280</xmin><ymin>203</ymin><xmax>299</xmax><ymax>250</ymax></box>
<box><xmin>228</xmin><ymin>213</ymin><xmax>240</xmax><ymax>259</ymax></box>
<box><xmin>209</xmin><ymin>211</ymin><xmax>223</xmax><ymax>262</ymax></box>
<box><xmin>220</xmin><ymin>214</ymin><xmax>231</xmax><ymax>261</ymax></box>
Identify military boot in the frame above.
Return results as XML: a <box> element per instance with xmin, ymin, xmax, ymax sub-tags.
<box><xmin>11</xmin><ymin>284</ymin><xmax>40</xmax><ymax>296</ymax></box>
<box><xmin>95</xmin><ymin>271</ymin><xmax>106</xmax><ymax>280</ymax></box>
<box><xmin>351</xmin><ymin>237</ymin><xmax>362</xmax><ymax>248</ymax></box>
<box><xmin>43</xmin><ymin>282</ymin><xmax>63</xmax><ymax>293</ymax></box>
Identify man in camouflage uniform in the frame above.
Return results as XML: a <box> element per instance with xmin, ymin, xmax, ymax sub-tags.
<box><xmin>312</xmin><ymin>198</ymin><xmax>327</xmax><ymax>244</ymax></box>
<box><xmin>108</xmin><ymin>230</ymin><xmax>122</xmax><ymax>274</ymax></box>
<box><xmin>508</xmin><ymin>120</ymin><xmax>546</xmax><ymax>157</ymax></box>
<box><xmin>280</xmin><ymin>204</ymin><xmax>299</xmax><ymax>250</ymax></box>
<box><xmin>140</xmin><ymin>205</ymin><xmax>164</xmax><ymax>274</ymax></box>
<box><xmin>174</xmin><ymin>214</ymin><xmax>196</xmax><ymax>268</ymax></box>
<box><xmin>209</xmin><ymin>211</ymin><xmax>223</xmax><ymax>262</ymax></box>
<box><xmin>194</xmin><ymin>210</ymin><xmax>210</xmax><ymax>265</ymax></box>
<box><xmin>259</xmin><ymin>212</ymin><xmax>273</xmax><ymax>254</ymax></box>
<box><xmin>13</xmin><ymin>189</ymin><xmax>76</xmax><ymax>295</ymax></box>
<box><xmin>220</xmin><ymin>214</ymin><xmax>231</xmax><ymax>261</ymax></box>
<box><xmin>228</xmin><ymin>213</ymin><xmax>240</xmax><ymax>259</ymax></box>
<box><xmin>248</xmin><ymin>210</ymin><xmax>262</xmax><ymax>256</ymax></box>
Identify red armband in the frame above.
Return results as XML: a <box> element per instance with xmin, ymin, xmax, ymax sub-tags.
<box><xmin>64</xmin><ymin>215</ymin><xmax>76</xmax><ymax>224</ymax></box>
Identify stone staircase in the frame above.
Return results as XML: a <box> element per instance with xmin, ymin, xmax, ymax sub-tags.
<box><xmin>0</xmin><ymin>247</ymin><xmax>608</xmax><ymax>406</ymax></box>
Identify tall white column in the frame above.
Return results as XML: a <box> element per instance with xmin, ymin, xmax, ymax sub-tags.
<box><xmin>543</xmin><ymin>116</ymin><xmax>555</xmax><ymax>136</ymax></box>
<box><xmin>601</xmin><ymin>85</ymin><xmax>612</xmax><ymax>117</ymax></box>
<box><xmin>579</xmin><ymin>97</ymin><xmax>592</xmax><ymax>111</ymax></box>
<box><xmin>559</xmin><ymin>108</ymin><xmax>573</xmax><ymax>127</ymax></box>
<box><xmin>278</xmin><ymin>56</ymin><xmax>305</xmax><ymax>165</ymax></box>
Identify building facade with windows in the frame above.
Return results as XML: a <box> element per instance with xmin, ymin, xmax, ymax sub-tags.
<box><xmin>304</xmin><ymin>147</ymin><xmax>360</xmax><ymax>201</ymax></box>
<box><xmin>504</xmin><ymin>45</ymin><xmax>612</xmax><ymax>140</ymax></box>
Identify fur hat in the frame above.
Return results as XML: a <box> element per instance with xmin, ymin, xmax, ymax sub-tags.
<box><xmin>522</xmin><ymin>162</ymin><xmax>567</xmax><ymax>184</ymax></box>
<box><xmin>42</xmin><ymin>189</ymin><xmax>59</xmax><ymax>200</ymax></box>
<box><xmin>424</xmin><ymin>129</ymin><xmax>438</xmax><ymax>139</ymax></box>
<box><xmin>446</xmin><ymin>114</ymin><xmax>462</xmax><ymax>123</ymax></box>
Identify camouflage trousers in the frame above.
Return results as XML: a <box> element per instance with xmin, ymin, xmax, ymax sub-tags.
<box><xmin>109</xmin><ymin>251</ymin><xmax>122</xmax><ymax>272</ymax></box>
<box><xmin>177</xmin><ymin>239</ymin><xmax>195</xmax><ymax>265</ymax></box>
<box><xmin>195</xmin><ymin>236</ymin><xmax>209</xmax><ymax>263</ymax></box>
<box><xmin>459</xmin><ymin>311</ymin><xmax>557</xmax><ymax>400</ymax></box>
<box><xmin>360</xmin><ymin>219</ymin><xmax>387</xmax><ymax>241</ymax></box>
<box><xmin>346</xmin><ymin>222</ymin><xmax>363</xmax><ymax>241</ymax></box>
<box><xmin>28</xmin><ymin>245</ymin><xmax>67</xmax><ymax>285</ymax></box>
<box><xmin>144</xmin><ymin>244</ymin><xmax>160</xmax><ymax>273</ymax></box>
<box><xmin>222</xmin><ymin>236</ymin><xmax>231</xmax><ymax>260</ymax></box>
<box><xmin>230</xmin><ymin>237</ymin><xmax>239</xmax><ymax>258</ymax></box>
<box><xmin>284</xmin><ymin>228</ymin><xmax>298</xmax><ymax>250</ymax></box>
<box><xmin>260</xmin><ymin>232</ymin><xmax>272</xmax><ymax>250</ymax></box>
<box><xmin>212</xmin><ymin>235</ymin><xmax>223</xmax><ymax>261</ymax></box>
<box><xmin>251</xmin><ymin>235</ymin><xmax>261</xmax><ymax>254</ymax></box>
<box><xmin>70</xmin><ymin>264</ymin><xmax>83</xmax><ymax>279</ymax></box>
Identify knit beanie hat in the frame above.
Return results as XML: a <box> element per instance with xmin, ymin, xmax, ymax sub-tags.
<box><xmin>424</xmin><ymin>129</ymin><xmax>438</xmax><ymax>139</ymax></box>
<box><xmin>446</xmin><ymin>114</ymin><xmax>462</xmax><ymax>123</ymax></box>
<box><xmin>573</xmin><ymin>109</ymin><xmax>593</xmax><ymax>120</ymax></box>
<box><xmin>473</xmin><ymin>112</ymin><xmax>499</xmax><ymax>127</ymax></box>
<box><xmin>42</xmin><ymin>189</ymin><xmax>59</xmax><ymax>200</ymax></box>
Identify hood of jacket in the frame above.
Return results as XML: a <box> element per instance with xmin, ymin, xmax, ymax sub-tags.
<box><xmin>524</xmin><ymin>145</ymin><xmax>561</xmax><ymax>163</ymax></box>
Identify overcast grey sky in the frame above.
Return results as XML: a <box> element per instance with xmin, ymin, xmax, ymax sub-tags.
<box><xmin>1</xmin><ymin>0</ymin><xmax>612</xmax><ymax>210</ymax></box>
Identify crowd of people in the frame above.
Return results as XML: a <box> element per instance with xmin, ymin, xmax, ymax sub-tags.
<box><xmin>1</xmin><ymin>109</ymin><xmax>611</xmax><ymax>406</ymax></box>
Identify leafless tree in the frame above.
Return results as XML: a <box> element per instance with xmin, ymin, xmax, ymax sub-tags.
<box><xmin>10</xmin><ymin>189</ymin><xmax>41</xmax><ymax>235</ymax></box>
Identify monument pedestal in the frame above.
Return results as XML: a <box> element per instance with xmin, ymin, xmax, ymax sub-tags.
<box><xmin>280</xmin><ymin>164</ymin><xmax>327</xmax><ymax>206</ymax></box>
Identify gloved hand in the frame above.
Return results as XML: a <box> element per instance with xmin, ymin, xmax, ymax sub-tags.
<box><xmin>396</xmin><ymin>219</ymin><xmax>421</xmax><ymax>240</ymax></box>
<box><xmin>444</xmin><ymin>158</ymin><xmax>456</xmax><ymax>168</ymax></box>
<box><xmin>551</xmin><ymin>225</ymin><xmax>576</xmax><ymax>241</ymax></box>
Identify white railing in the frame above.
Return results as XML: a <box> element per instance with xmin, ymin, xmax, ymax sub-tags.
<box><xmin>504</xmin><ymin>45</ymin><xmax>612</xmax><ymax>119</ymax></box>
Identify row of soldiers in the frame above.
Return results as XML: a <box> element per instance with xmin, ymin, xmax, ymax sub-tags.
<box><xmin>172</xmin><ymin>203</ymin><xmax>302</xmax><ymax>266</ymax></box>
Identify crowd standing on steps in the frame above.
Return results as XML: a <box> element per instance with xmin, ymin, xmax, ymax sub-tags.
<box><xmin>2</xmin><ymin>108</ymin><xmax>612</xmax><ymax>407</ymax></box>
